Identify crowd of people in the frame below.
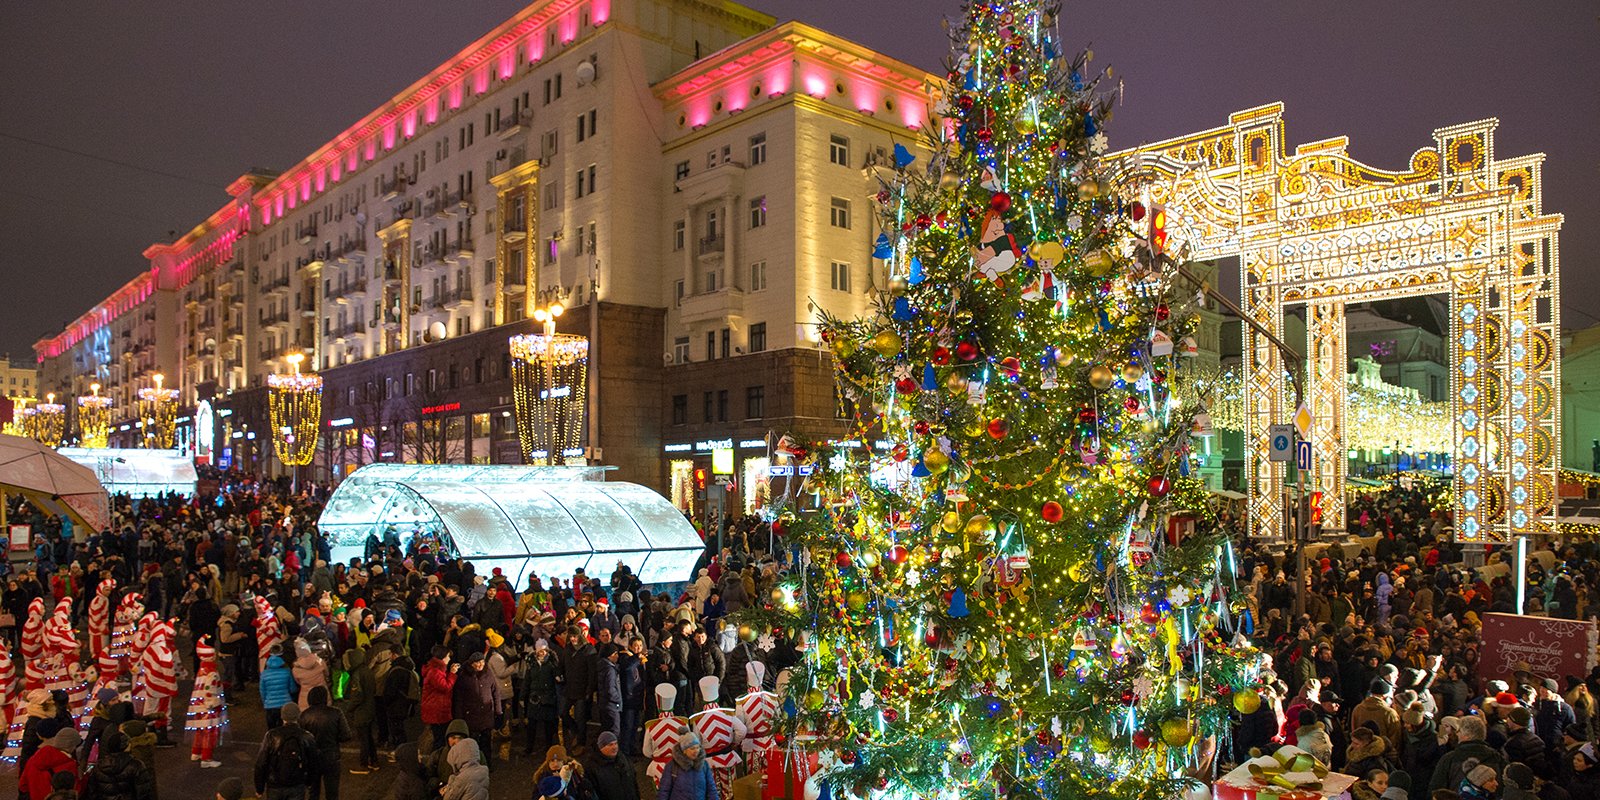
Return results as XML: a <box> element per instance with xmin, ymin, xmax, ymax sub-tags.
<box><xmin>1226</xmin><ymin>486</ymin><xmax>1600</xmax><ymax>800</ymax></box>
<box><xmin>0</xmin><ymin>483</ymin><xmax>797</xmax><ymax>800</ymax></box>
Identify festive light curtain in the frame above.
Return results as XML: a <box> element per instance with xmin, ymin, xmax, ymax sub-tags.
<box><xmin>509</xmin><ymin>333</ymin><xmax>588</xmax><ymax>464</ymax></box>
<box><xmin>137</xmin><ymin>377</ymin><xmax>179</xmax><ymax>449</ymax></box>
<box><xmin>267</xmin><ymin>369</ymin><xmax>322</xmax><ymax>467</ymax></box>
<box><xmin>76</xmin><ymin>385</ymin><xmax>112</xmax><ymax>449</ymax></box>
<box><xmin>5</xmin><ymin>398</ymin><xmax>34</xmax><ymax>438</ymax></box>
<box><xmin>33</xmin><ymin>395</ymin><xmax>65</xmax><ymax>448</ymax></box>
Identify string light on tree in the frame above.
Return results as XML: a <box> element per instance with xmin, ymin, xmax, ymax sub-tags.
<box><xmin>33</xmin><ymin>393</ymin><xmax>65</xmax><ymax>448</ymax></box>
<box><xmin>266</xmin><ymin>353</ymin><xmax>322</xmax><ymax>467</ymax></box>
<box><xmin>76</xmin><ymin>383</ymin><xmax>113</xmax><ymax>449</ymax></box>
<box><xmin>510</xmin><ymin>296</ymin><xmax>589</xmax><ymax>465</ymax></box>
<box><xmin>137</xmin><ymin>373</ymin><xmax>179</xmax><ymax>449</ymax></box>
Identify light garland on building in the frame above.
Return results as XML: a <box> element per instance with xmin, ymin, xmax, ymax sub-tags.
<box><xmin>33</xmin><ymin>394</ymin><xmax>65</xmax><ymax>448</ymax></box>
<box><xmin>267</xmin><ymin>353</ymin><xmax>322</xmax><ymax>467</ymax></box>
<box><xmin>1188</xmin><ymin>367</ymin><xmax>1449</xmax><ymax>454</ymax></box>
<box><xmin>137</xmin><ymin>373</ymin><xmax>180</xmax><ymax>449</ymax></box>
<box><xmin>509</xmin><ymin>304</ymin><xmax>589</xmax><ymax>465</ymax></box>
<box><xmin>5</xmin><ymin>397</ymin><xmax>35</xmax><ymax>438</ymax></box>
<box><xmin>76</xmin><ymin>383</ymin><xmax>113</xmax><ymax>449</ymax></box>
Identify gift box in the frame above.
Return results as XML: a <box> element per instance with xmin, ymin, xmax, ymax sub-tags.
<box><xmin>1214</xmin><ymin>746</ymin><xmax>1356</xmax><ymax>800</ymax></box>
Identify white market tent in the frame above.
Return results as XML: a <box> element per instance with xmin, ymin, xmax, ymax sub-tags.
<box><xmin>317</xmin><ymin>463</ymin><xmax>704</xmax><ymax>586</ymax></box>
<box><xmin>57</xmin><ymin>448</ymin><xmax>198</xmax><ymax>498</ymax></box>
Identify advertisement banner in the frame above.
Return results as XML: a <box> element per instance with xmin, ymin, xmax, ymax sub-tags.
<box><xmin>1479</xmin><ymin>612</ymin><xmax>1598</xmax><ymax>684</ymax></box>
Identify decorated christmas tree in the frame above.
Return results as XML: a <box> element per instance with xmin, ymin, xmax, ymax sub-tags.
<box><xmin>742</xmin><ymin>2</ymin><xmax>1260</xmax><ymax>799</ymax></box>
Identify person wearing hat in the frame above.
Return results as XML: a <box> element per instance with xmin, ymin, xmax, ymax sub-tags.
<box><xmin>341</xmin><ymin>643</ymin><xmax>380</xmax><ymax>774</ymax></box>
<box><xmin>657</xmin><ymin>726</ymin><xmax>715</xmax><ymax>800</ymax></box>
<box><xmin>585</xmin><ymin>730</ymin><xmax>639</xmax><ymax>800</ymax></box>
<box><xmin>643</xmin><ymin>684</ymin><xmax>687</xmax><ymax>784</ymax></box>
<box><xmin>1430</xmin><ymin>716</ymin><xmax>1505</xmax><ymax>792</ymax></box>
<box><xmin>439</xmin><ymin>737</ymin><xmax>490</xmax><ymax>800</ymax></box>
<box><xmin>1457</xmin><ymin>760</ymin><xmax>1499</xmax><ymax>800</ymax></box>
<box><xmin>19</xmin><ymin>728</ymin><xmax>78</xmax><ymax>800</ymax></box>
<box><xmin>300</xmin><ymin>686</ymin><xmax>352</xmax><ymax>800</ymax></box>
<box><xmin>1500</xmin><ymin>762</ymin><xmax>1539</xmax><ymax>800</ymax></box>
<box><xmin>1535</xmin><ymin>676</ymin><xmax>1577</xmax><ymax>750</ymax></box>
<box><xmin>1503</xmin><ymin>705</ymin><xmax>1549</xmax><ymax>773</ymax></box>
<box><xmin>390</xmin><ymin>742</ymin><xmax>431</xmax><ymax>800</ymax></box>
<box><xmin>259</xmin><ymin>643</ymin><xmax>298</xmax><ymax>730</ymax></box>
<box><xmin>1572</xmin><ymin>742</ymin><xmax>1600</xmax><ymax>800</ymax></box>
<box><xmin>689</xmin><ymin>676</ymin><xmax>744</xmax><ymax>800</ymax></box>
<box><xmin>214</xmin><ymin>777</ymin><xmax>244</xmax><ymax>800</ymax></box>
<box><xmin>522</xmin><ymin>639</ymin><xmax>560</xmax><ymax>756</ymax></box>
<box><xmin>79</xmin><ymin>730</ymin><xmax>155</xmax><ymax>800</ymax></box>
<box><xmin>451</xmin><ymin>650</ymin><xmax>502</xmax><ymax>765</ymax></box>
<box><xmin>1352</xmin><ymin>679</ymin><xmax>1402</xmax><ymax>760</ymax></box>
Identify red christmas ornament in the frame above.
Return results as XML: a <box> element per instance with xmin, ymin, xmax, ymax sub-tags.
<box><xmin>1151</xmin><ymin>370</ymin><xmax>1166</xmax><ymax>385</ymax></box>
<box><xmin>1124</xmin><ymin>397</ymin><xmax>1142</xmax><ymax>414</ymax></box>
<box><xmin>932</xmin><ymin>346</ymin><xmax>951</xmax><ymax>365</ymax></box>
<box><xmin>999</xmin><ymin>356</ymin><xmax>1021</xmax><ymax>379</ymax></box>
<box><xmin>916</xmin><ymin>213</ymin><xmax>933</xmax><ymax>231</ymax></box>
<box><xmin>835</xmin><ymin>552</ymin><xmax>854</xmax><ymax>569</ymax></box>
<box><xmin>976</xmin><ymin>127</ymin><xmax>993</xmax><ymax>143</ymax></box>
<box><xmin>1140</xmin><ymin>602</ymin><xmax>1160</xmax><ymax>625</ymax></box>
<box><xmin>1040</xmin><ymin>501</ymin><xmax>1064</xmax><ymax>523</ymax></box>
<box><xmin>935</xmin><ymin>210</ymin><xmax>950</xmax><ymax>228</ymax></box>
<box><xmin>882</xmin><ymin>708</ymin><xmax>899</xmax><ymax>723</ymax></box>
<box><xmin>1133</xmin><ymin>730</ymin><xmax>1152</xmax><ymax>750</ymax></box>
<box><xmin>1147</xmin><ymin>475</ymin><xmax>1172</xmax><ymax>497</ymax></box>
<box><xmin>913</xmin><ymin>420</ymin><xmax>931</xmax><ymax>436</ymax></box>
<box><xmin>990</xmin><ymin>192</ymin><xmax>1012</xmax><ymax>214</ymax></box>
<box><xmin>839</xmin><ymin>750</ymin><xmax>858</xmax><ymax>765</ymax></box>
<box><xmin>986</xmin><ymin>418</ymin><xmax>1009</xmax><ymax>440</ymax></box>
<box><xmin>1120</xmin><ymin>689</ymin><xmax>1136</xmax><ymax>706</ymax></box>
<box><xmin>876</xmin><ymin>190</ymin><xmax>891</xmax><ymax>204</ymax></box>
<box><xmin>1051</xmin><ymin>663</ymin><xmax>1068</xmax><ymax>680</ymax></box>
<box><xmin>955</xmin><ymin>341</ymin><xmax>980</xmax><ymax>362</ymax></box>
<box><xmin>1217</xmin><ymin>684</ymin><xmax>1234</xmax><ymax>697</ymax></box>
<box><xmin>885</xmin><ymin>544</ymin><xmax>909</xmax><ymax>565</ymax></box>
<box><xmin>1155</xmin><ymin>303</ymin><xmax>1170</xmax><ymax>322</ymax></box>
<box><xmin>924</xmin><ymin>628</ymin><xmax>941</xmax><ymax>647</ymax></box>
<box><xmin>894</xmin><ymin>377</ymin><xmax>918</xmax><ymax>394</ymax></box>
<box><xmin>956</xmin><ymin>95</ymin><xmax>974</xmax><ymax>111</ymax></box>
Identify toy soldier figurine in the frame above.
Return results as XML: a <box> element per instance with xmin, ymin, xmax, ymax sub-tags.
<box><xmin>691</xmin><ymin>675</ymin><xmax>746</xmax><ymax>800</ymax></box>
<box><xmin>734</xmin><ymin>662</ymin><xmax>776</xmax><ymax>772</ymax></box>
<box><xmin>642</xmin><ymin>682</ymin><xmax>687</xmax><ymax>783</ymax></box>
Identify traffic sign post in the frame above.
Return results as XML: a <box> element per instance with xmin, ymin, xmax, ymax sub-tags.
<box><xmin>1296</xmin><ymin>440</ymin><xmax>1313</xmax><ymax>470</ymax></box>
<box><xmin>1268</xmin><ymin>424</ymin><xmax>1294</xmax><ymax>462</ymax></box>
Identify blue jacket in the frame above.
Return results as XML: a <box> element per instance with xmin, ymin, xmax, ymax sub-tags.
<box><xmin>656</xmin><ymin>757</ymin><xmax>716</xmax><ymax>800</ymax></box>
<box><xmin>260</xmin><ymin>655</ymin><xmax>299</xmax><ymax>710</ymax></box>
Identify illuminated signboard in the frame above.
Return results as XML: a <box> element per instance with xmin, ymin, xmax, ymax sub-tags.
<box><xmin>421</xmin><ymin>402</ymin><xmax>462</xmax><ymax>414</ymax></box>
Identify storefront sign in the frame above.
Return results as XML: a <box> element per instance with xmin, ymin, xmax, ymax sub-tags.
<box><xmin>1479</xmin><ymin>612</ymin><xmax>1597</xmax><ymax>684</ymax></box>
<box><xmin>663</xmin><ymin>443</ymin><xmax>693</xmax><ymax>453</ymax></box>
<box><xmin>739</xmin><ymin>439</ymin><xmax>767</xmax><ymax>449</ymax></box>
<box><xmin>328</xmin><ymin>417</ymin><xmax>355</xmax><ymax>428</ymax></box>
<box><xmin>712</xmin><ymin>446</ymin><xmax>734</xmax><ymax>476</ymax></box>
<box><xmin>695</xmin><ymin>438</ymin><xmax>733</xmax><ymax>453</ymax></box>
<box><xmin>421</xmin><ymin>402</ymin><xmax>462</xmax><ymax>414</ymax></box>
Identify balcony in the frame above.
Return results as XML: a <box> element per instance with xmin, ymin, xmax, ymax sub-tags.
<box><xmin>329</xmin><ymin>279</ymin><xmax>368</xmax><ymax>304</ymax></box>
<box><xmin>697</xmin><ymin>234</ymin><xmax>725</xmax><ymax>257</ymax></box>
<box><xmin>336</xmin><ymin>239</ymin><xmax>367</xmax><ymax>260</ymax></box>
<box><xmin>676</xmin><ymin>286</ymin><xmax>745</xmax><ymax>325</ymax></box>
<box><xmin>446</xmin><ymin>238</ymin><xmax>475</xmax><ymax>262</ymax></box>
<box><xmin>331</xmin><ymin>321</ymin><xmax>366</xmax><ymax>341</ymax></box>
<box><xmin>502</xmin><ymin>216</ymin><xmax>528</xmax><ymax>243</ymax></box>
<box><xmin>383</xmin><ymin>260</ymin><xmax>402</xmax><ymax>282</ymax></box>
<box><xmin>380</xmin><ymin>175</ymin><xmax>406</xmax><ymax>200</ymax></box>
<box><xmin>497</xmin><ymin>109</ymin><xmax>533</xmax><ymax>140</ymax></box>
<box><xmin>297</xmin><ymin>225</ymin><xmax>318</xmax><ymax>244</ymax></box>
<box><xmin>263</xmin><ymin>274</ymin><xmax>292</xmax><ymax>295</ymax></box>
<box><xmin>442</xmin><ymin>287</ymin><xmax>474</xmax><ymax>310</ymax></box>
<box><xmin>225</xmin><ymin>323</ymin><xmax>243</xmax><ymax>340</ymax></box>
<box><xmin>260</xmin><ymin>309</ymin><xmax>291</xmax><ymax>330</ymax></box>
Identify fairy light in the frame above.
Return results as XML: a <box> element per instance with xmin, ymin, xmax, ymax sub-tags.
<box><xmin>3</xmin><ymin>397</ymin><xmax>33</xmax><ymax>438</ymax></box>
<box><xmin>76</xmin><ymin>383</ymin><xmax>113</xmax><ymax>448</ymax></box>
<box><xmin>509</xmin><ymin>301</ymin><xmax>588</xmax><ymax>465</ymax></box>
<box><xmin>137</xmin><ymin>373</ymin><xmax>180</xmax><ymax>449</ymax></box>
<box><xmin>267</xmin><ymin>354</ymin><xmax>322</xmax><ymax>466</ymax></box>
<box><xmin>33</xmin><ymin>393</ymin><xmax>66</xmax><ymax>448</ymax></box>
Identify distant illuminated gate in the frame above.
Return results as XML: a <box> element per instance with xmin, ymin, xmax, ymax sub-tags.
<box><xmin>1113</xmin><ymin>103</ymin><xmax>1562</xmax><ymax>544</ymax></box>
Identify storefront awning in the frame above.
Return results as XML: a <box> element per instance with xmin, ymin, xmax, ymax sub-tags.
<box><xmin>317</xmin><ymin>463</ymin><xmax>703</xmax><ymax>586</ymax></box>
<box><xmin>57</xmin><ymin>448</ymin><xmax>199</xmax><ymax>498</ymax></box>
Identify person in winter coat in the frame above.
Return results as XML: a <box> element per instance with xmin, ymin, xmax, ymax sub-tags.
<box><xmin>685</xmin><ymin>629</ymin><xmax>724</xmax><ymax>707</ymax></box>
<box><xmin>292</xmin><ymin>638</ymin><xmax>330</xmax><ymax>710</ymax></box>
<box><xmin>585</xmin><ymin>731</ymin><xmax>639</xmax><ymax>800</ymax></box>
<box><xmin>1430</xmin><ymin>716</ymin><xmax>1506</xmax><ymax>793</ymax></box>
<box><xmin>382</xmin><ymin>655</ymin><xmax>419</xmax><ymax>748</ymax></box>
<box><xmin>1345</xmin><ymin>728</ymin><xmax>1393</xmax><ymax>778</ymax></box>
<box><xmin>1572</xmin><ymin>743</ymin><xmax>1600</xmax><ymax>800</ymax></box>
<box><xmin>18</xmin><ymin>689</ymin><xmax>61</xmax><ymax>777</ymax></box>
<box><xmin>452</xmin><ymin>651</ymin><xmax>502</xmax><ymax>763</ymax></box>
<box><xmin>118</xmin><ymin>720</ymin><xmax>156</xmax><ymax>778</ymax></box>
<box><xmin>564</xmin><ymin>628</ymin><xmax>599</xmax><ymax>747</ymax></box>
<box><xmin>523</xmin><ymin>640</ymin><xmax>560</xmax><ymax>756</ymax></box>
<box><xmin>78</xmin><ymin>731</ymin><xmax>155</xmax><ymax>800</ymax></box>
<box><xmin>1457</xmin><ymin>761</ymin><xmax>1499</xmax><ymax>800</ymax></box>
<box><xmin>421</xmin><ymin>647</ymin><xmax>459</xmax><ymax>748</ymax></box>
<box><xmin>20</xmin><ymin>728</ymin><xmax>80</xmax><ymax>800</ymax></box>
<box><xmin>484</xmin><ymin>632</ymin><xmax>516</xmax><ymax>733</ymax></box>
<box><xmin>1502</xmin><ymin>706</ymin><xmax>1549</xmax><ymax>774</ymax></box>
<box><xmin>656</xmin><ymin>728</ymin><xmax>716</xmax><ymax>800</ymax></box>
<box><xmin>619</xmin><ymin>638</ymin><xmax>647</xmax><ymax>755</ymax></box>
<box><xmin>595</xmin><ymin>643</ymin><xmax>624</xmax><ymax>739</ymax></box>
<box><xmin>253</xmin><ymin>704</ymin><xmax>321</xmax><ymax>800</ymax></box>
<box><xmin>299</xmin><ymin>686</ymin><xmax>352</xmax><ymax>800</ymax></box>
<box><xmin>390</xmin><ymin>742</ymin><xmax>430</xmax><ymax>800</ymax></box>
<box><xmin>1293</xmin><ymin>709</ymin><xmax>1334</xmax><ymax>767</ymax></box>
<box><xmin>1398</xmin><ymin>707</ymin><xmax>1442</xmax><ymax>786</ymax></box>
<box><xmin>440</xmin><ymin>738</ymin><xmax>491</xmax><ymax>800</ymax></box>
<box><xmin>342</xmin><ymin>646</ymin><xmax>379</xmax><ymax>774</ymax></box>
<box><xmin>259</xmin><ymin>648</ymin><xmax>298</xmax><ymax>729</ymax></box>
<box><xmin>1350</xmin><ymin>680</ymin><xmax>1402</xmax><ymax>760</ymax></box>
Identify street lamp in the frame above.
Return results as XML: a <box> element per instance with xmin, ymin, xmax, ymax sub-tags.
<box><xmin>33</xmin><ymin>393</ymin><xmax>65</xmax><ymax>448</ymax></box>
<box><xmin>510</xmin><ymin>297</ymin><xmax>588</xmax><ymax>465</ymax></box>
<box><xmin>137</xmin><ymin>373</ymin><xmax>179</xmax><ymax>449</ymax></box>
<box><xmin>77</xmin><ymin>383</ymin><xmax>113</xmax><ymax>448</ymax></box>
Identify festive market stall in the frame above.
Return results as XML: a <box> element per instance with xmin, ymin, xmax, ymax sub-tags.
<box><xmin>316</xmin><ymin>463</ymin><xmax>703</xmax><ymax>585</ymax></box>
<box><xmin>57</xmin><ymin>448</ymin><xmax>198</xmax><ymax>498</ymax></box>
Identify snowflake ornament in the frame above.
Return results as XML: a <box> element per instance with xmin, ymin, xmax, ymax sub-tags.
<box><xmin>995</xmin><ymin>668</ymin><xmax>1011</xmax><ymax>689</ymax></box>
<box><xmin>1131</xmin><ymin>675</ymin><xmax>1155</xmax><ymax>700</ymax></box>
<box><xmin>1089</xmin><ymin>132</ymin><xmax>1109</xmax><ymax>154</ymax></box>
<box><xmin>857</xmin><ymin>690</ymin><xmax>877</xmax><ymax>710</ymax></box>
<box><xmin>905</xmin><ymin>569</ymin><xmax>922</xmax><ymax>588</ymax></box>
<box><xmin>1167</xmin><ymin>586</ymin><xmax>1192</xmax><ymax>607</ymax></box>
<box><xmin>756</xmin><ymin>632</ymin><xmax>776</xmax><ymax>652</ymax></box>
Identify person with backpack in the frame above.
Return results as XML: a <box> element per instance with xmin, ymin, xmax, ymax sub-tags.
<box><xmin>254</xmin><ymin>703</ymin><xmax>320</xmax><ymax>800</ymax></box>
<box><xmin>382</xmin><ymin>655</ymin><xmax>421</xmax><ymax>751</ymax></box>
<box><xmin>656</xmin><ymin>728</ymin><xmax>716</xmax><ymax>800</ymax></box>
<box><xmin>300</xmin><ymin>687</ymin><xmax>352</xmax><ymax>800</ymax></box>
<box><xmin>341</xmin><ymin>646</ymin><xmax>379</xmax><ymax>775</ymax></box>
<box><xmin>78</xmin><ymin>731</ymin><xmax>155</xmax><ymax>800</ymax></box>
<box><xmin>259</xmin><ymin>645</ymin><xmax>298</xmax><ymax>730</ymax></box>
<box><xmin>439</xmin><ymin>738</ymin><xmax>491</xmax><ymax>800</ymax></box>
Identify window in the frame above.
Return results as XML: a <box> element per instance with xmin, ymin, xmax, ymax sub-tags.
<box><xmin>586</xmin><ymin>164</ymin><xmax>596</xmax><ymax>194</ymax></box>
<box><xmin>721</xmin><ymin>144</ymin><xmax>731</xmax><ymax>164</ymax></box>
<box><xmin>543</xmin><ymin>129</ymin><xmax>559</xmax><ymax>158</ymax></box>
<box><xmin>721</xmin><ymin>328</ymin><xmax>731</xmax><ymax>359</ymax></box>
<box><xmin>576</xmin><ymin>109</ymin><xmax>596</xmax><ymax>142</ymax></box>
<box><xmin>749</xmin><ymin>260</ymin><xmax>767</xmax><ymax>292</ymax></box>
<box><xmin>673</xmin><ymin>336</ymin><xmax>690</xmax><ymax>363</ymax></box>
<box><xmin>748</xmin><ymin>322</ymin><xmax>767</xmax><ymax>353</ymax></box>
<box><xmin>576</xmin><ymin>164</ymin><xmax>596</xmax><ymax>197</ymax></box>
<box><xmin>673</xmin><ymin>220</ymin><xmax>686</xmax><ymax>251</ymax></box>
<box><xmin>829</xmin><ymin>134</ymin><xmax>850</xmax><ymax>166</ymax></box>
<box><xmin>674</xmin><ymin>160</ymin><xmax>689</xmax><ymax>187</ymax></box>
<box><xmin>831</xmin><ymin>261</ymin><xmax>851</xmax><ymax>292</ymax></box>
<box><xmin>674</xmin><ymin>279</ymin><xmax>685</xmax><ymax>304</ymax></box>
<box><xmin>705</xmin><ymin>267</ymin><xmax>719</xmax><ymax>292</ymax></box>
<box><xmin>716</xmin><ymin>389</ymin><xmax>729</xmax><ymax>422</ymax></box>
<box><xmin>543</xmin><ymin>181</ymin><xmax>560</xmax><ymax>210</ymax></box>
<box><xmin>576</xmin><ymin>168</ymin><xmax>586</xmax><ymax>198</ymax></box>
<box><xmin>545</xmin><ymin>235</ymin><xmax>558</xmax><ymax>265</ymax></box>
<box><xmin>748</xmin><ymin>196</ymin><xmax>766</xmax><ymax>229</ymax></box>
<box><xmin>671</xmin><ymin>395</ymin><xmax>688</xmax><ymax>425</ymax></box>
<box><xmin>706</xmin><ymin>331</ymin><xmax>716</xmax><ymax>361</ymax></box>
<box><xmin>748</xmin><ymin>132</ymin><xmax>766</xmax><ymax>165</ymax></box>
<box><xmin>703</xmin><ymin>391</ymin><xmax>713</xmax><ymax>423</ymax></box>
<box><xmin>829</xmin><ymin>197</ymin><xmax>851</xmax><ymax>229</ymax></box>
<box><xmin>706</xmin><ymin>151</ymin><xmax>717</xmax><ymax>169</ymax></box>
<box><xmin>745</xmin><ymin>385</ymin><xmax>765</xmax><ymax>419</ymax></box>
<box><xmin>427</xmin><ymin>369</ymin><xmax>438</xmax><ymax>393</ymax></box>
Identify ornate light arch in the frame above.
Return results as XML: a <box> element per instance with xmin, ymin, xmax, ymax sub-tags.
<box><xmin>1111</xmin><ymin>103</ymin><xmax>1562</xmax><ymax>544</ymax></box>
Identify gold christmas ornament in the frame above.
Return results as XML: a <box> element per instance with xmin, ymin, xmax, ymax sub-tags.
<box><xmin>1160</xmin><ymin>718</ymin><xmax>1193</xmax><ymax>747</ymax></box>
<box><xmin>923</xmin><ymin>449</ymin><xmax>951</xmax><ymax>474</ymax></box>
<box><xmin>1122</xmin><ymin>364</ymin><xmax>1144</xmax><ymax>383</ymax></box>
<box><xmin>945</xmin><ymin>372</ymin><xmax>970</xmax><ymax>393</ymax></box>
<box><xmin>953</xmin><ymin>308</ymin><xmax>974</xmax><ymax>326</ymax></box>
<box><xmin>804</xmin><ymin>688</ymin><xmax>826</xmax><ymax>711</ymax></box>
<box><xmin>1088</xmin><ymin>365</ymin><xmax>1115</xmax><ymax>390</ymax></box>
<box><xmin>738</xmin><ymin>624</ymin><xmax>756</xmax><ymax>642</ymax></box>
<box><xmin>846</xmin><ymin>590</ymin><xmax>868</xmax><ymax>612</ymax></box>
<box><xmin>964</xmin><ymin>514</ymin><xmax>995</xmax><ymax>539</ymax></box>
<box><xmin>871</xmin><ymin>330</ymin><xmax>904</xmax><ymax>358</ymax></box>
<box><xmin>1083</xmin><ymin>249</ymin><xmax>1115</xmax><ymax>276</ymax></box>
<box><xmin>1077</xmin><ymin>181</ymin><xmax>1100</xmax><ymax>200</ymax></box>
<box><xmin>1232</xmin><ymin>688</ymin><xmax>1262</xmax><ymax>715</ymax></box>
<box><xmin>833</xmin><ymin>338</ymin><xmax>857</xmax><ymax>359</ymax></box>
<box><xmin>941</xmin><ymin>511</ymin><xmax>963</xmax><ymax>533</ymax></box>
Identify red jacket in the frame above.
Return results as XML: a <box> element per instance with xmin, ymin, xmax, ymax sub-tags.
<box><xmin>20</xmin><ymin>745</ymin><xmax>76</xmax><ymax>800</ymax></box>
<box><xmin>421</xmin><ymin>657</ymin><xmax>458</xmax><ymax>725</ymax></box>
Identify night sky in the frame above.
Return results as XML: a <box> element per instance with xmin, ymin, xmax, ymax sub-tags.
<box><xmin>2</xmin><ymin>1</ymin><xmax>1595</xmax><ymax>360</ymax></box>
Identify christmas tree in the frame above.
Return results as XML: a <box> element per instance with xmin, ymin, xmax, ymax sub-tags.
<box><xmin>743</xmin><ymin>2</ymin><xmax>1260</xmax><ymax>799</ymax></box>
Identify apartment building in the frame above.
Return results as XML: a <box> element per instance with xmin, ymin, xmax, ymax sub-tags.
<box><xmin>34</xmin><ymin>0</ymin><xmax>937</xmax><ymax>508</ymax></box>
<box><xmin>0</xmin><ymin>356</ymin><xmax>38</xmax><ymax>401</ymax></box>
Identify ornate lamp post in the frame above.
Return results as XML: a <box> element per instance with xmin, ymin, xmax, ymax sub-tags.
<box><xmin>138</xmin><ymin>373</ymin><xmax>179</xmax><ymax>449</ymax></box>
<box><xmin>267</xmin><ymin>352</ymin><xmax>322</xmax><ymax>469</ymax></box>
<box><xmin>33</xmin><ymin>393</ymin><xmax>65</xmax><ymax>448</ymax></box>
<box><xmin>509</xmin><ymin>298</ymin><xmax>589</xmax><ymax>465</ymax></box>
<box><xmin>76</xmin><ymin>383</ymin><xmax>113</xmax><ymax>448</ymax></box>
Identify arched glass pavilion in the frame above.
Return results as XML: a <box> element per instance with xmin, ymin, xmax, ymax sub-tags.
<box><xmin>317</xmin><ymin>464</ymin><xmax>703</xmax><ymax>586</ymax></box>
